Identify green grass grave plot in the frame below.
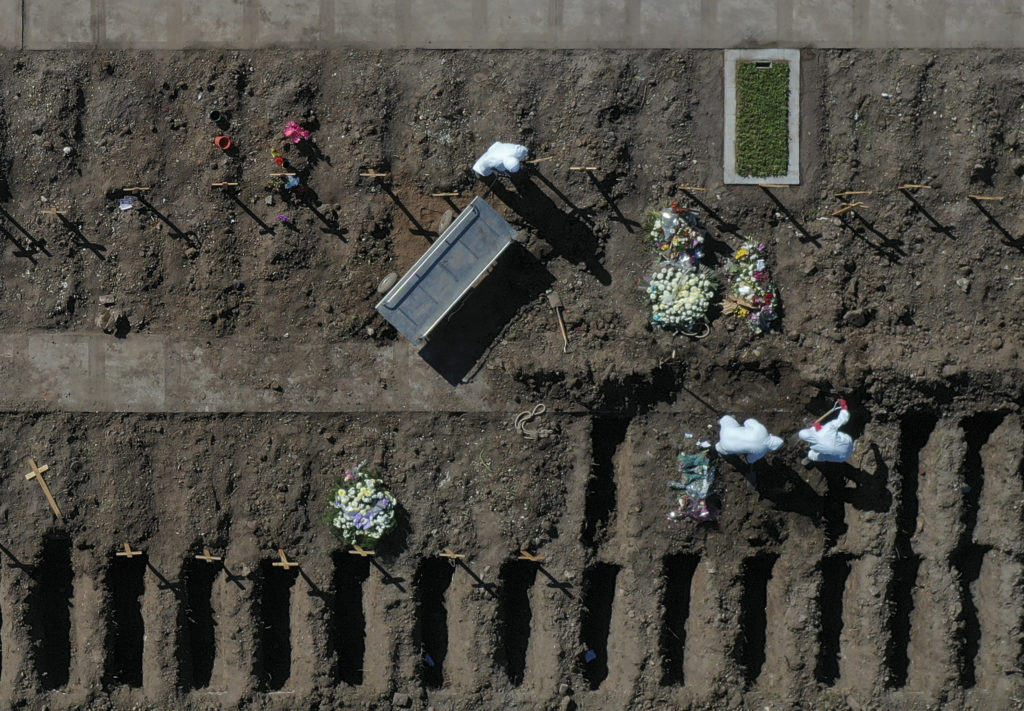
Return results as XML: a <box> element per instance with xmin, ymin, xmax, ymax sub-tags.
<box><xmin>734</xmin><ymin>61</ymin><xmax>790</xmax><ymax>178</ymax></box>
<box><xmin>723</xmin><ymin>49</ymin><xmax>800</xmax><ymax>185</ymax></box>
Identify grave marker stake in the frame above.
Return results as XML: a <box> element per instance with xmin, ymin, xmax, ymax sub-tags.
<box><xmin>195</xmin><ymin>548</ymin><xmax>222</xmax><ymax>563</ymax></box>
<box><xmin>831</xmin><ymin>201</ymin><xmax>867</xmax><ymax>217</ymax></box>
<box><xmin>116</xmin><ymin>542</ymin><xmax>143</xmax><ymax>558</ymax></box>
<box><xmin>24</xmin><ymin>459</ymin><xmax>63</xmax><ymax>522</ymax></box>
<box><xmin>272</xmin><ymin>549</ymin><xmax>300</xmax><ymax>570</ymax></box>
<box><xmin>517</xmin><ymin>550</ymin><xmax>546</xmax><ymax>563</ymax></box>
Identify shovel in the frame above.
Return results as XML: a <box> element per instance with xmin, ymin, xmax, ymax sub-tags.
<box><xmin>547</xmin><ymin>290</ymin><xmax>571</xmax><ymax>353</ymax></box>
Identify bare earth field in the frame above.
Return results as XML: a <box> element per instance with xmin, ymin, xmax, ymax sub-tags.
<box><xmin>2</xmin><ymin>49</ymin><xmax>1024</xmax><ymax>710</ymax></box>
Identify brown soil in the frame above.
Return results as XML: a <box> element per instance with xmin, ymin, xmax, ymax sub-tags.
<box><xmin>1</xmin><ymin>49</ymin><xmax>1024</xmax><ymax>710</ymax></box>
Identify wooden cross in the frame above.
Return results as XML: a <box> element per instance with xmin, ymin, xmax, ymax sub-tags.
<box><xmin>122</xmin><ymin>186</ymin><xmax>152</xmax><ymax>193</ymax></box>
<box><xmin>897</xmin><ymin>183</ymin><xmax>932</xmax><ymax>190</ymax></box>
<box><xmin>758</xmin><ymin>184</ymin><xmax>790</xmax><ymax>189</ymax></box>
<box><xmin>968</xmin><ymin>194</ymin><xmax>1004</xmax><ymax>201</ymax></box>
<box><xmin>569</xmin><ymin>166</ymin><xmax>598</xmax><ymax>171</ymax></box>
<box><xmin>349</xmin><ymin>544</ymin><xmax>376</xmax><ymax>557</ymax></box>
<box><xmin>269</xmin><ymin>172</ymin><xmax>296</xmax><ymax>177</ymax></box>
<box><xmin>195</xmin><ymin>548</ymin><xmax>222</xmax><ymax>563</ymax></box>
<box><xmin>677</xmin><ymin>185</ymin><xmax>707</xmax><ymax>191</ymax></box>
<box><xmin>24</xmin><ymin>459</ymin><xmax>63</xmax><ymax>522</ymax></box>
<box><xmin>439</xmin><ymin>547</ymin><xmax>465</xmax><ymax>561</ymax></box>
<box><xmin>211</xmin><ymin>182</ymin><xmax>239</xmax><ymax>188</ymax></box>
<box><xmin>524</xmin><ymin>156</ymin><xmax>553</xmax><ymax>164</ymax></box>
<box><xmin>831</xmin><ymin>201</ymin><xmax>867</xmax><ymax>217</ymax></box>
<box><xmin>39</xmin><ymin>208</ymin><xmax>68</xmax><ymax>215</ymax></box>
<box><xmin>359</xmin><ymin>169</ymin><xmax>390</xmax><ymax>179</ymax></box>
<box><xmin>116</xmin><ymin>542</ymin><xmax>143</xmax><ymax>558</ymax></box>
<box><xmin>517</xmin><ymin>550</ymin><xmax>546</xmax><ymax>563</ymax></box>
<box><xmin>272</xmin><ymin>549</ymin><xmax>300</xmax><ymax>570</ymax></box>
<box><xmin>833</xmin><ymin>190</ymin><xmax>874</xmax><ymax>197</ymax></box>
<box><xmin>430</xmin><ymin>192</ymin><xmax>461</xmax><ymax>197</ymax></box>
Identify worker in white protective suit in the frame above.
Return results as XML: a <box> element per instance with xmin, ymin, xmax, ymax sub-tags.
<box><xmin>472</xmin><ymin>142</ymin><xmax>529</xmax><ymax>177</ymax></box>
<box><xmin>715</xmin><ymin>416</ymin><xmax>784</xmax><ymax>463</ymax></box>
<box><xmin>798</xmin><ymin>399</ymin><xmax>854</xmax><ymax>463</ymax></box>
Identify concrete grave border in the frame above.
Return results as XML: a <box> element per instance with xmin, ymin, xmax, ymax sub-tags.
<box><xmin>723</xmin><ymin>48</ymin><xmax>801</xmax><ymax>185</ymax></box>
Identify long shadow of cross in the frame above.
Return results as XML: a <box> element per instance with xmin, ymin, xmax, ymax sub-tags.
<box><xmin>453</xmin><ymin>559</ymin><xmax>497</xmax><ymax>598</ymax></box>
<box><xmin>55</xmin><ymin>213</ymin><xmax>106</xmax><ymax>261</ymax></box>
<box><xmin>969</xmin><ymin>197</ymin><xmax>1024</xmax><ymax>254</ymax></box>
<box><xmin>136</xmin><ymin>195</ymin><xmax>200</xmax><ymax>248</ymax></box>
<box><xmin>760</xmin><ymin>186</ymin><xmax>821</xmax><ymax>247</ymax></box>
<box><xmin>536</xmin><ymin>563</ymin><xmax>576</xmax><ymax>599</ymax></box>
<box><xmin>0</xmin><ymin>204</ymin><xmax>49</xmax><ymax>260</ymax></box>
<box><xmin>900</xmin><ymin>188</ymin><xmax>955</xmax><ymax>240</ymax></box>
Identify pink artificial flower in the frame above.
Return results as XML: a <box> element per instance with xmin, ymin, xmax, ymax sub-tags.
<box><xmin>283</xmin><ymin>121</ymin><xmax>311</xmax><ymax>143</ymax></box>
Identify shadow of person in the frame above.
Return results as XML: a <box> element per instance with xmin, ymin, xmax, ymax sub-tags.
<box><xmin>488</xmin><ymin>172</ymin><xmax>612</xmax><ymax>285</ymax></box>
<box><xmin>818</xmin><ymin>442</ymin><xmax>893</xmax><ymax>514</ymax></box>
<box><xmin>755</xmin><ymin>461</ymin><xmax>825</xmax><ymax>520</ymax></box>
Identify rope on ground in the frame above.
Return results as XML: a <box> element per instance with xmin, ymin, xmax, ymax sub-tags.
<box><xmin>680</xmin><ymin>318</ymin><xmax>711</xmax><ymax>339</ymax></box>
<box><xmin>514</xmin><ymin>403</ymin><xmax>552</xmax><ymax>440</ymax></box>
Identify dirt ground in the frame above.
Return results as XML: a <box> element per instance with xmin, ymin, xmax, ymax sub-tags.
<box><xmin>2</xmin><ymin>49</ymin><xmax>1024</xmax><ymax>710</ymax></box>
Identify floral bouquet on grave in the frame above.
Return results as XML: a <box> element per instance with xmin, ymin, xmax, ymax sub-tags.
<box><xmin>643</xmin><ymin>201</ymin><xmax>706</xmax><ymax>265</ymax></box>
<box><xmin>283</xmin><ymin>120</ymin><xmax>311</xmax><ymax>143</ymax></box>
<box><xmin>725</xmin><ymin>240</ymin><xmax>779</xmax><ymax>334</ymax></box>
<box><xmin>328</xmin><ymin>461</ymin><xmax>397</xmax><ymax>546</ymax></box>
<box><xmin>646</xmin><ymin>261</ymin><xmax>716</xmax><ymax>335</ymax></box>
<box><xmin>667</xmin><ymin>451</ymin><xmax>718</xmax><ymax>523</ymax></box>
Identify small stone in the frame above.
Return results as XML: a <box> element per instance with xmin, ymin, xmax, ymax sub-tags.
<box><xmin>559</xmin><ymin>696</ymin><xmax>575</xmax><ymax>711</ymax></box>
<box><xmin>98</xmin><ymin>294</ymin><xmax>116</xmax><ymax>306</ymax></box>
<box><xmin>62</xmin><ymin>146</ymin><xmax>72</xmax><ymax>155</ymax></box>
<box><xmin>558</xmin><ymin>682</ymin><xmax>571</xmax><ymax>695</ymax></box>
<box><xmin>955</xmin><ymin>277</ymin><xmax>970</xmax><ymax>293</ymax></box>
<box><xmin>275</xmin><ymin>493</ymin><xmax>286</xmax><ymax>503</ymax></box>
<box><xmin>437</xmin><ymin>208</ymin><xmax>454</xmax><ymax>233</ymax></box>
<box><xmin>377</xmin><ymin>272</ymin><xmax>399</xmax><ymax>294</ymax></box>
<box><xmin>366</xmin><ymin>326</ymin><xmax>375</xmax><ymax>337</ymax></box>
<box><xmin>392</xmin><ymin>692</ymin><xmax>412</xmax><ymax>708</ymax></box>
<box><xmin>843</xmin><ymin>309</ymin><xmax>869</xmax><ymax>328</ymax></box>
<box><xmin>265</xmin><ymin>195</ymin><xmax>274</xmax><ymax>206</ymax></box>
<box><xmin>96</xmin><ymin>309</ymin><xmax>122</xmax><ymax>333</ymax></box>
<box><xmin>184</xmin><ymin>247</ymin><xmax>198</xmax><ymax>258</ymax></box>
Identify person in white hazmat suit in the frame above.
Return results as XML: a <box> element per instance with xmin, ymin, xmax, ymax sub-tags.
<box><xmin>798</xmin><ymin>399</ymin><xmax>854</xmax><ymax>463</ymax></box>
<box><xmin>472</xmin><ymin>142</ymin><xmax>529</xmax><ymax>177</ymax></box>
<box><xmin>715</xmin><ymin>416</ymin><xmax>784</xmax><ymax>463</ymax></box>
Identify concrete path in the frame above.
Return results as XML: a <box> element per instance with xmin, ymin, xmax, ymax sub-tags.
<box><xmin>1</xmin><ymin>0</ymin><xmax>1021</xmax><ymax>50</ymax></box>
<box><xmin>0</xmin><ymin>332</ymin><xmax>509</xmax><ymax>413</ymax></box>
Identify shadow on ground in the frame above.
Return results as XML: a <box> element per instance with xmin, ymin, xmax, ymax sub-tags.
<box><xmin>418</xmin><ymin>245</ymin><xmax>554</xmax><ymax>385</ymax></box>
